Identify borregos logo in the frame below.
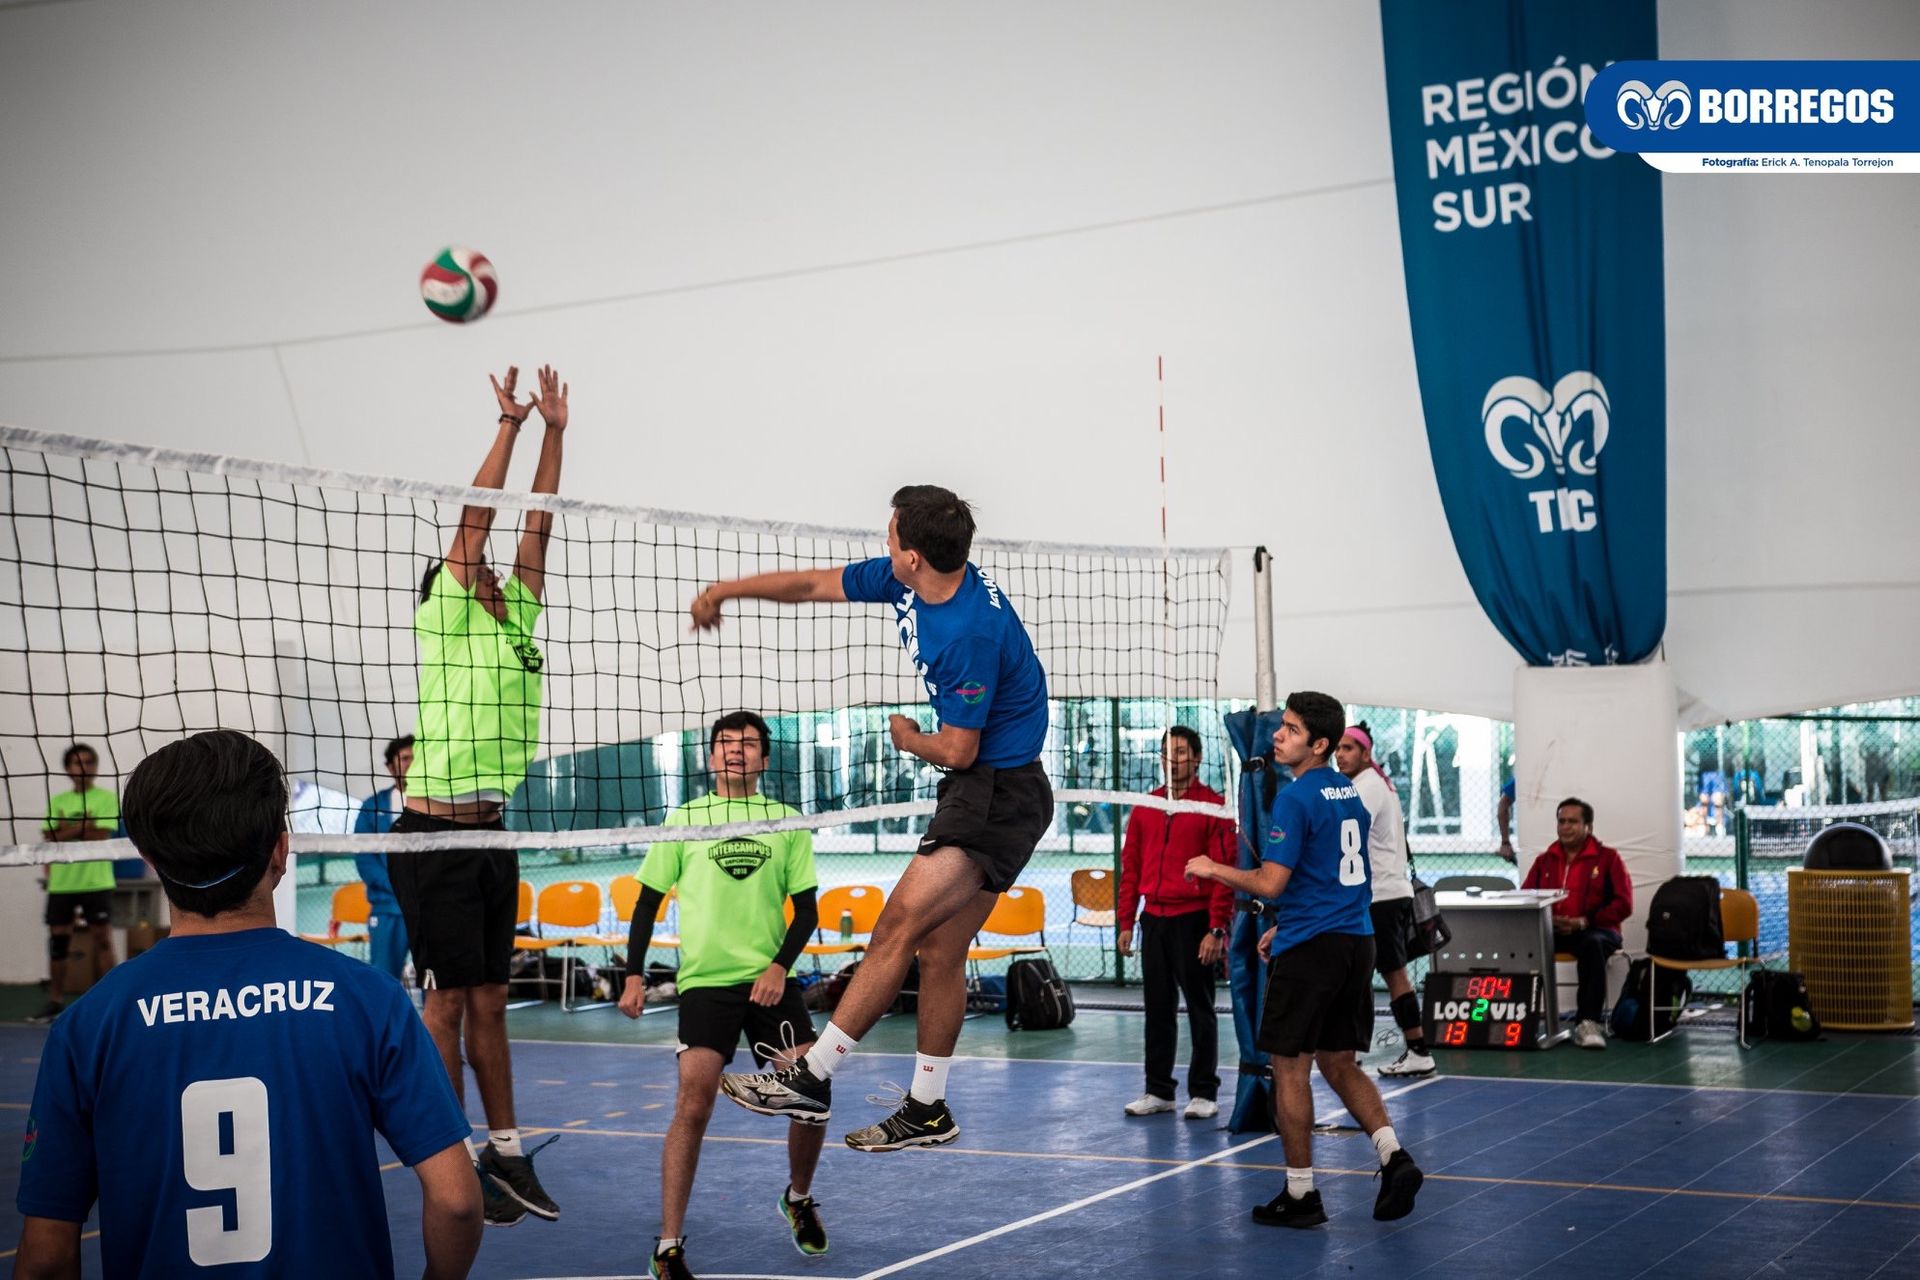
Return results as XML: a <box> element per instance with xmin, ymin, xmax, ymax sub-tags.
<box><xmin>1483</xmin><ymin>372</ymin><xmax>1610</xmax><ymax>534</ymax></box>
<box><xmin>1615</xmin><ymin>79</ymin><xmax>1691</xmax><ymax>131</ymax></box>
<box><xmin>1697</xmin><ymin>85</ymin><xmax>1893</xmax><ymax>125</ymax></box>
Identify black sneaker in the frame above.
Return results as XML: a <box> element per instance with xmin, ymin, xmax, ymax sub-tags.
<box><xmin>1374</xmin><ymin>1148</ymin><xmax>1424</xmax><ymax>1221</ymax></box>
<box><xmin>648</xmin><ymin>1239</ymin><xmax>695</xmax><ymax>1279</ymax></box>
<box><xmin>476</xmin><ymin>1161</ymin><xmax>527</xmax><ymax>1228</ymax></box>
<box><xmin>478</xmin><ymin>1140</ymin><xmax>560</xmax><ymax>1220</ymax></box>
<box><xmin>26</xmin><ymin>1000</ymin><xmax>63</xmax><ymax>1025</ymax></box>
<box><xmin>719</xmin><ymin>1058</ymin><xmax>832</xmax><ymax>1125</ymax></box>
<box><xmin>844</xmin><ymin>1094</ymin><xmax>959</xmax><ymax>1152</ymax></box>
<box><xmin>1251</xmin><ymin>1188</ymin><xmax>1328</xmax><ymax>1228</ymax></box>
<box><xmin>779</xmin><ymin>1187</ymin><xmax>828</xmax><ymax>1256</ymax></box>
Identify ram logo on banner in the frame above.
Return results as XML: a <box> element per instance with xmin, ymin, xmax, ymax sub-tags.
<box><xmin>1381</xmin><ymin>1</ymin><xmax>1665</xmax><ymax>668</ymax></box>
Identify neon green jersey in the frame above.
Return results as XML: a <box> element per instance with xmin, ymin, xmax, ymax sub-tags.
<box><xmin>637</xmin><ymin>793</ymin><xmax>818</xmax><ymax>992</ymax></box>
<box><xmin>43</xmin><ymin>788</ymin><xmax>119</xmax><ymax>894</ymax></box>
<box><xmin>407</xmin><ymin>568</ymin><xmax>544</xmax><ymax>799</ymax></box>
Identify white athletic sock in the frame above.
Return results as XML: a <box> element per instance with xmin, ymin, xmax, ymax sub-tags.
<box><xmin>1372</xmin><ymin>1124</ymin><xmax>1402</xmax><ymax>1167</ymax></box>
<box><xmin>803</xmin><ymin>1021</ymin><xmax>860</xmax><ymax>1080</ymax></box>
<box><xmin>489</xmin><ymin>1128</ymin><xmax>522</xmax><ymax>1157</ymax></box>
<box><xmin>656</xmin><ymin>1236</ymin><xmax>683</xmax><ymax>1255</ymax></box>
<box><xmin>909</xmin><ymin>1053</ymin><xmax>952</xmax><ymax>1105</ymax></box>
<box><xmin>1287</xmin><ymin>1167</ymin><xmax>1315</xmax><ymax>1199</ymax></box>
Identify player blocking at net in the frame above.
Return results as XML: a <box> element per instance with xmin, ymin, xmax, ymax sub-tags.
<box><xmin>692</xmin><ymin>486</ymin><xmax>1052</xmax><ymax>1151</ymax></box>
<box><xmin>390</xmin><ymin>365</ymin><xmax>567</xmax><ymax>1226</ymax></box>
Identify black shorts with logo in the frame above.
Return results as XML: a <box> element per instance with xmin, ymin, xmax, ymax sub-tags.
<box><xmin>918</xmin><ymin>761</ymin><xmax>1053</xmax><ymax>893</ymax></box>
<box><xmin>1370</xmin><ymin>898</ymin><xmax>1416</xmax><ymax>975</ymax></box>
<box><xmin>1258</xmin><ymin>931</ymin><xmax>1376</xmax><ymax>1058</ymax></box>
<box><xmin>45</xmin><ymin>891</ymin><xmax>112</xmax><ymax>928</ymax></box>
<box><xmin>387</xmin><ymin>810</ymin><xmax>518</xmax><ymax>990</ymax></box>
<box><xmin>677</xmin><ymin>981</ymin><xmax>816</xmax><ymax>1067</ymax></box>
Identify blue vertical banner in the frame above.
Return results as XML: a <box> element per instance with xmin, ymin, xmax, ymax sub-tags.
<box><xmin>1381</xmin><ymin>2</ymin><xmax>1666</xmax><ymax>667</ymax></box>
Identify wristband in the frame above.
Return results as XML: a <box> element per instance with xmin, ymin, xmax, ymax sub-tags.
<box><xmin>499</xmin><ymin>414</ymin><xmax>523</xmax><ymax>427</ymax></box>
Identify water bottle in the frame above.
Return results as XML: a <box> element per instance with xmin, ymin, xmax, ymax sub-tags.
<box><xmin>839</xmin><ymin>909</ymin><xmax>855</xmax><ymax>942</ymax></box>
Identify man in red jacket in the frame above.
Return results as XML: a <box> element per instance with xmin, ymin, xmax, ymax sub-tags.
<box><xmin>1116</xmin><ymin>727</ymin><xmax>1236</xmax><ymax>1118</ymax></box>
<box><xmin>1521</xmin><ymin>797</ymin><xmax>1633</xmax><ymax>1049</ymax></box>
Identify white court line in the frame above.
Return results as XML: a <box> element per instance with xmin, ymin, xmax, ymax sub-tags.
<box><xmin>849</xmin><ymin>1075</ymin><xmax>1443</xmax><ymax>1279</ymax></box>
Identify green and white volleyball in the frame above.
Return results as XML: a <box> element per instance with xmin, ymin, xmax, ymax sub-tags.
<box><xmin>418</xmin><ymin>246</ymin><xmax>499</xmax><ymax>323</ymax></box>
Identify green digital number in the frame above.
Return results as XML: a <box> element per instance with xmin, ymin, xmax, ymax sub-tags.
<box><xmin>1471</xmin><ymin>998</ymin><xmax>1489</xmax><ymax>1022</ymax></box>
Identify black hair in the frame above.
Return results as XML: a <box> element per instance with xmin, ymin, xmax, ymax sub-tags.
<box><xmin>419</xmin><ymin>560</ymin><xmax>442</xmax><ymax>605</ymax></box>
<box><xmin>890</xmin><ymin>485</ymin><xmax>975</xmax><ymax>574</ymax></box>
<box><xmin>384</xmin><ymin>734</ymin><xmax>415</xmax><ymax>766</ymax></box>
<box><xmin>123</xmin><ymin>729</ymin><xmax>288</xmax><ymax>918</ymax></box>
<box><xmin>1557</xmin><ymin>796</ymin><xmax>1595</xmax><ymax>825</ymax></box>
<box><xmin>709</xmin><ymin>710</ymin><xmax>772</xmax><ymax>755</ymax></box>
<box><xmin>1284</xmin><ymin>690</ymin><xmax>1346</xmax><ymax>765</ymax></box>
<box><xmin>62</xmin><ymin>742</ymin><xmax>97</xmax><ymax>769</ymax></box>
<box><xmin>1164</xmin><ymin>725</ymin><xmax>1203</xmax><ymax>758</ymax></box>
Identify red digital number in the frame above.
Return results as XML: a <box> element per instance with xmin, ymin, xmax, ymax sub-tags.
<box><xmin>1442</xmin><ymin>1021</ymin><xmax>1468</xmax><ymax>1046</ymax></box>
<box><xmin>1464</xmin><ymin>975</ymin><xmax>1514</xmax><ymax>1000</ymax></box>
<box><xmin>1503</xmin><ymin>1022</ymin><xmax>1522</xmax><ymax>1047</ymax></box>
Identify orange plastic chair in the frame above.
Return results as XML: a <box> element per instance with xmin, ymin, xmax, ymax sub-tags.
<box><xmin>967</xmin><ymin>885</ymin><xmax>1050</xmax><ymax>964</ymax></box>
<box><xmin>300</xmin><ymin>882</ymin><xmax>371</xmax><ymax>949</ymax></box>
<box><xmin>1646</xmin><ymin>887</ymin><xmax>1774</xmax><ymax>1048</ymax></box>
<box><xmin>1068</xmin><ymin>868</ymin><xmax>1117</xmax><ymax>978</ymax></box>
<box><xmin>531</xmin><ymin>880</ymin><xmax>622</xmax><ymax>1012</ymax></box>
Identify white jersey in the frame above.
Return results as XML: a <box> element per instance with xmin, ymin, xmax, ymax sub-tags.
<box><xmin>1352</xmin><ymin>767</ymin><xmax>1412</xmax><ymax>902</ymax></box>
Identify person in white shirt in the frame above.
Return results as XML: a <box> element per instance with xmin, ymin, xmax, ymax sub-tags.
<box><xmin>1335</xmin><ymin>724</ymin><xmax>1434</xmax><ymax>1079</ymax></box>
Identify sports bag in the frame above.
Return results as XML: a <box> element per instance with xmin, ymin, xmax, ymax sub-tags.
<box><xmin>1743</xmin><ymin>969</ymin><xmax>1822</xmax><ymax>1042</ymax></box>
<box><xmin>1004</xmin><ymin>957</ymin><xmax>1075</xmax><ymax>1031</ymax></box>
<box><xmin>1610</xmin><ymin>957</ymin><xmax>1692</xmax><ymax>1041</ymax></box>
<box><xmin>1646</xmin><ymin>876</ymin><xmax>1725</xmax><ymax>960</ymax></box>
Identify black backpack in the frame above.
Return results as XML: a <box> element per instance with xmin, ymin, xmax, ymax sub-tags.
<box><xmin>1743</xmin><ymin>969</ymin><xmax>1822</xmax><ymax>1042</ymax></box>
<box><xmin>1610</xmin><ymin>957</ymin><xmax>1693</xmax><ymax>1041</ymax></box>
<box><xmin>1646</xmin><ymin>876</ymin><xmax>1725</xmax><ymax>960</ymax></box>
<box><xmin>1004</xmin><ymin>958</ymin><xmax>1075</xmax><ymax>1031</ymax></box>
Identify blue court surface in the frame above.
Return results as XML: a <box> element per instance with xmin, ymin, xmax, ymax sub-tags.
<box><xmin>1</xmin><ymin>1026</ymin><xmax>1916</xmax><ymax>1279</ymax></box>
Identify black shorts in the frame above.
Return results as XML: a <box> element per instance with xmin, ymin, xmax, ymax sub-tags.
<box><xmin>677</xmin><ymin>981</ymin><xmax>816</xmax><ymax>1068</ymax></box>
<box><xmin>45</xmin><ymin>891</ymin><xmax>111</xmax><ymax>928</ymax></box>
<box><xmin>918</xmin><ymin>761</ymin><xmax>1053</xmax><ymax>893</ymax></box>
<box><xmin>1258</xmin><ymin>931</ymin><xmax>1376</xmax><ymax>1058</ymax></box>
<box><xmin>387</xmin><ymin>810</ymin><xmax>518</xmax><ymax>990</ymax></box>
<box><xmin>1370</xmin><ymin>898</ymin><xmax>1416</xmax><ymax>975</ymax></box>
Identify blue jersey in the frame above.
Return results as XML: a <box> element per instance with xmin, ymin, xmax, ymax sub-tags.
<box><xmin>1262</xmin><ymin>766</ymin><xmax>1374</xmax><ymax>954</ymax></box>
<box><xmin>842</xmin><ymin>558</ymin><xmax>1049</xmax><ymax>768</ymax></box>
<box><xmin>353</xmin><ymin>787</ymin><xmax>401</xmax><ymax>909</ymax></box>
<box><xmin>17</xmin><ymin>928</ymin><xmax>469</xmax><ymax>1279</ymax></box>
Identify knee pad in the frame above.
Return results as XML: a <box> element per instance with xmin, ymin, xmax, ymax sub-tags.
<box><xmin>1390</xmin><ymin>991</ymin><xmax>1423</xmax><ymax>1033</ymax></box>
<box><xmin>48</xmin><ymin>933</ymin><xmax>70</xmax><ymax>962</ymax></box>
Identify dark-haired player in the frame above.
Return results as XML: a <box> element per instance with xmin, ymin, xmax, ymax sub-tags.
<box><xmin>14</xmin><ymin>729</ymin><xmax>480</xmax><ymax>1279</ymax></box>
<box><xmin>1187</xmin><ymin>691</ymin><xmax>1424</xmax><ymax>1228</ymax></box>
<box><xmin>689</xmin><ymin>486</ymin><xmax>1052</xmax><ymax>1154</ymax></box>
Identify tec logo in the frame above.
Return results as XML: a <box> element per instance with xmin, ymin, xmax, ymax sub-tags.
<box><xmin>1482</xmin><ymin>372</ymin><xmax>1610</xmax><ymax>534</ymax></box>
<box><xmin>955</xmin><ymin>680</ymin><xmax>987</xmax><ymax>705</ymax></box>
<box><xmin>1267</xmin><ymin>826</ymin><xmax>1287</xmax><ymax>844</ymax></box>
<box><xmin>1616</xmin><ymin>79</ymin><xmax>1691</xmax><ymax>131</ymax></box>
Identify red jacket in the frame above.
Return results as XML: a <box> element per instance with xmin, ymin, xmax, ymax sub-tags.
<box><xmin>1522</xmin><ymin>836</ymin><xmax>1633</xmax><ymax>934</ymax></box>
<box><xmin>1117</xmin><ymin>782</ymin><xmax>1236</xmax><ymax>931</ymax></box>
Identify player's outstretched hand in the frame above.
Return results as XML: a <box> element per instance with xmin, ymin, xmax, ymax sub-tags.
<box><xmin>1257</xmin><ymin>926</ymin><xmax>1276</xmax><ymax>963</ymax></box>
<box><xmin>490</xmin><ymin>366</ymin><xmax>533</xmax><ymax>424</ymax></box>
<box><xmin>617</xmin><ymin>976</ymin><xmax>647</xmax><ymax>1019</ymax></box>
<box><xmin>1183</xmin><ymin>854</ymin><xmax>1218</xmax><ymax>882</ymax></box>
<box><xmin>529</xmin><ymin>364</ymin><xmax>568</xmax><ymax>431</ymax></box>
<box><xmin>690</xmin><ymin>585</ymin><xmax>725</xmax><ymax>631</ymax></box>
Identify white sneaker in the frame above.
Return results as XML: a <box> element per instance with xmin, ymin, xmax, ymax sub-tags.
<box><xmin>1378</xmin><ymin>1047</ymin><xmax>1438</xmax><ymax>1078</ymax></box>
<box><xmin>1572</xmin><ymin>1019</ymin><xmax>1607</xmax><ymax>1049</ymax></box>
<box><xmin>1123</xmin><ymin>1094</ymin><xmax>1177</xmax><ymax>1117</ymax></box>
<box><xmin>1183</xmin><ymin>1096</ymin><xmax>1218</xmax><ymax>1120</ymax></box>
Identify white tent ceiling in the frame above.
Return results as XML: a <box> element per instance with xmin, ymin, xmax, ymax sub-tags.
<box><xmin>1</xmin><ymin>0</ymin><xmax>1915</xmax><ymax>726</ymax></box>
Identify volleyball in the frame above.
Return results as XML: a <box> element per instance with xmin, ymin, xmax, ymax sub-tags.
<box><xmin>419</xmin><ymin>246</ymin><xmax>498</xmax><ymax>323</ymax></box>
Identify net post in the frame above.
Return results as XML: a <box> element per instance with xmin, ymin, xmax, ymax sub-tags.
<box><xmin>1252</xmin><ymin>546</ymin><xmax>1276</xmax><ymax>712</ymax></box>
<box><xmin>1110</xmin><ymin>695</ymin><xmax>1127</xmax><ymax>987</ymax></box>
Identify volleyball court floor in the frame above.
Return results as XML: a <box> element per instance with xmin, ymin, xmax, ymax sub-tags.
<box><xmin>1</xmin><ymin>1021</ymin><xmax>1916</xmax><ymax>1279</ymax></box>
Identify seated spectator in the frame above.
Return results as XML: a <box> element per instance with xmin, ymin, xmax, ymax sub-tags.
<box><xmin>1521</xmin><ymin>797</ymin><xmax>1632</xmax><ymax>1050</ymax></box>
